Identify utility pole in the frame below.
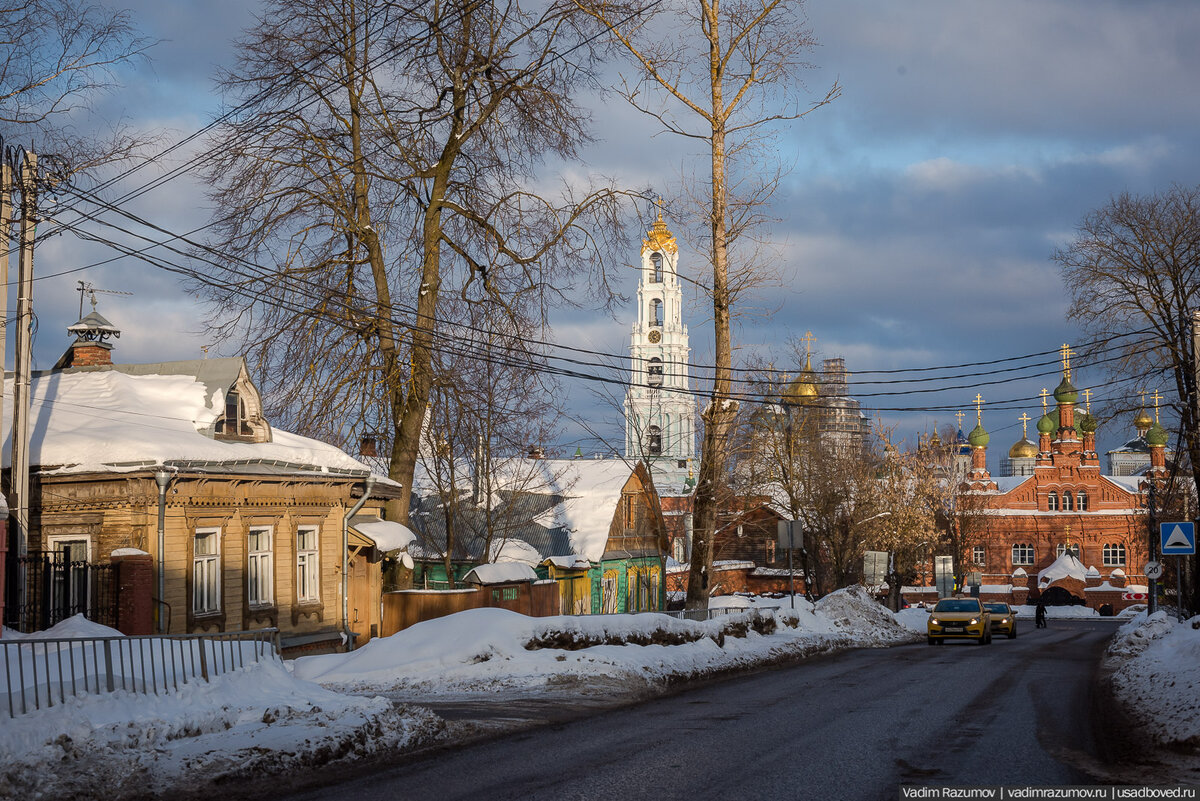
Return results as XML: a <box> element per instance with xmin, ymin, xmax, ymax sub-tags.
<box><xmin>0</xmin><ymin>161</ymin><xmax>11</xmax><ymax>435</ymax></box>
<box><xmin>1147</xmin><ymin>478</ymin><xmax>1158</xmax><ymax>616</ymax></box>
<box><xmin>11</xmin><ymin>152</ymin><xmax>36</xmax><ymax>565</ymax></box>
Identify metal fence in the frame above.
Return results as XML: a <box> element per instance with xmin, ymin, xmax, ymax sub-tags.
<box><xmin>2</xmin><ymin>628</ymin><xmax>280</xmax><ymax>718</ymax></box>
<box><xmin>3</xmin><ymin>551</ymin><xmax>117</xmax><ymax>632</ymax></box>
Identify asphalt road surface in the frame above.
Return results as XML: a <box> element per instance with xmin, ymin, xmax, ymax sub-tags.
<box><xmin>281</xmin><ymin>619</ymin><xmax>1133</xmax><ymax>801</ymax></box>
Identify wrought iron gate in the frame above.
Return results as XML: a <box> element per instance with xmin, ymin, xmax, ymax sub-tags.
<box><xmin>3</xmin><ymin>550</ymin><xmax>116</xmax><ymax>632</ymax></box>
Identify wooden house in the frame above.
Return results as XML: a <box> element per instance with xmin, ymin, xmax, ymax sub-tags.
<box><xmin>3</xmin><ymin>314</ymin><xmax>409</xmax><ymax>652</ymax></box>
<box><xmin>408</xmin><ymin>456</ymin><xmax>669</xmax><ymax>614</ymax></box>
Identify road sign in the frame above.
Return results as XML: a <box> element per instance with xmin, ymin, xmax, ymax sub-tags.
<box><xmin>864</xmin><ymin>551</ymin><xmax>888</xmax><ymax>585</ymax></box>
<box><xmin>1144</xmin><ymin>561</ymin><xmax>1164</xmax><ymax>580</ymax></box>
<box><xmin>777</xmin><ymin>521</ymin><xmax>803</xmax><ymax>550</ymax></box>
<box><xmin>1160</xmin><ymin>522</ymin><xmax>1196</xmax><ymax>555</ymax></box>
<box><xmin>1122</xmin><ymin>592</ymin><xmax>1147</xmax><ymax>601</ymax></box>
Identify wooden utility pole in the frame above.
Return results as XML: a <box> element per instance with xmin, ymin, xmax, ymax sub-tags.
<box><xmin>0</xmin><ymin>162</ymin><xmax>10</xmax><ymax>435</ymax></box>
<box><xmin>11</xmin><ymin>153</ymin><xmax>36</xmax><ymax>561</ymax></box>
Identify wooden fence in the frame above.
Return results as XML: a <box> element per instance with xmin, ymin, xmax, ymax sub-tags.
<box><xmin>382</xmin><ymin>581</ymin><xmax>561</xmax><ymax>637</ymax></box>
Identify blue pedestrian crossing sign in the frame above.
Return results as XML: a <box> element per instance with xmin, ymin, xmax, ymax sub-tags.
<box><xmin>1160</xmin><ymin>522</ymin><xmax>1196</xmax><ymax>555</ymax></box>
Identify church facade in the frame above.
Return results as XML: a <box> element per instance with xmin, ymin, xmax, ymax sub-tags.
<box><xmin>905</xmin><ymin>360</ymin><xmax>1158</xmax><ymax>612</ymax></box>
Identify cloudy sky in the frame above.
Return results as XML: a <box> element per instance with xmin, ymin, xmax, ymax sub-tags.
<box><xmin>15</xmin><ymin>0</ymin><xmax>1200</xmax><ymax>466</ymax></box>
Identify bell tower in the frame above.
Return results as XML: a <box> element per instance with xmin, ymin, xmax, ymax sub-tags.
<box><xmin>624</xmin><ymin>208</ymin><xmax>695</xmax><ymax>466</ymax></box>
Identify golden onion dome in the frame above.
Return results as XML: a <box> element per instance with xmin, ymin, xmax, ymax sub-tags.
<box><xmin>1134</xmin><ymin>408</ymin><xmax>1153</xmax><ymax>430</ymax></box>
<box><xmin>784</xmin><ymin>356</ymin><xmax>819</xmax><ymax>403</ymax></box>
<box><xmin>1008</xmin><ymin>438</ymin><xmax>1038</xmax><ymax>459</ymax></box>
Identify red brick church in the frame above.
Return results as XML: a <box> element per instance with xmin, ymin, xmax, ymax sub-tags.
<box><xmin>905</xmin><ymin>355</ymin><xmax>1161</xmax><ymax>612</ymax></box>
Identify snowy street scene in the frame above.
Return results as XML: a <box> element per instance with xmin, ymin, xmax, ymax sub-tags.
<box><xmin>4</xmin><ymin>0</ymin><xmax>1200</xmax><ymax>799</ymax></box>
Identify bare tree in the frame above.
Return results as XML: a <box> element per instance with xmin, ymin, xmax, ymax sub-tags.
<box><xmin>0</xmin><ymin>0</ymin><xmax>152</xmax><ymax>169</ymax></box>
<box><xmin>575</xmin><ymin>0</ymin><xmax>839</xmax><ymax>609</ymax></box>
<box><xmin>1054</xmin><ymin>184</ymin><xmax>1200</xmax><ymax>611</ymax></box>
<box><xmin>200</xmin><ymin>0</ymin><xmax>630</xmax><ymax>523</ymax></box>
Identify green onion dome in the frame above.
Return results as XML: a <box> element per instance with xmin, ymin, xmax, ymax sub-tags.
<box><xmin>1077</xmin><ymin>412</ymin><xmax>1098</xmax><ymax>433</ymax></box>
<box><xmin>967</xmin><ymin>423</ymin><xmax>990</xmax><ymax>448</ymax></box>
<box><xmin>1146</xmin><ymin>422</ymin><xmax>1169</xmax><ymax>447</ymax></box>
<box><xmin>1037</xmin><ymin>412</ymin><xmax>1056</xmax><ymax>435</ymax></box>
<box><xmin>1053</xmin><ymin>376</ymin><xmax>1078</xmax><ymax>404</ymax></box>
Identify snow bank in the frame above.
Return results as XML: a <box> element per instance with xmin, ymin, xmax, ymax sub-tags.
<box><xmin>1106</xmin><ymin>612</ymin><xmax>1200</xmax><ymax>749</ymax></box>
<box><xmin>293</xmin><ymin>586</ymin><xmax>920</xmax><ymax>695</ymax></box>
<box><xmin>0</xmin><ymin>659</ymin><xmax>440</xmax><ymax>800</ymax></box>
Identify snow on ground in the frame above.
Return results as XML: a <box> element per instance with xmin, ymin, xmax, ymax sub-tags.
<box><xmin>293</xmin><ymin>586</ymin><xmax>920</xmax><ymax>695</ymax></box>
<box><xmin>1</xmin><ymin>621</ymin><xmax>440</xmax><ymax>800</ymax></box>
<box><xmin>2</xmin><ymin>588</ymin><xmax>919</xmax><ymax>799</ymax></box>
<box><xmin>1105</xmin><ymin>611</ymin><xmax>1200</xmax><ymax>750</ymax></box>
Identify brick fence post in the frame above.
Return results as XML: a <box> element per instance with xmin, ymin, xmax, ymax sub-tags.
<box><xmin>111</xmin><ymin>550</ymin><xmax>154</xmax><ymax>636</ymax></box>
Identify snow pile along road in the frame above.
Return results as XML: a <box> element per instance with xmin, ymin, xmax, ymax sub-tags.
<box><xmin>0</xmin><ymin>621</ymin><xmax>441</xmax><ymax>801</ymax></box>
<box><xmin>1106</xmin><ymin>611</ymin><xmax>1200</xmax><ymax>750</ymax></box>
<box><xmin>293</xmin><ymin>585</ymin><xmax>920</xmax><ymax>694</ymax></box>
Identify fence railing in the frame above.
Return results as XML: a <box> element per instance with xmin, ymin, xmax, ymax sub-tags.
<box><xmin>2</xmin><ymin>628</ymin><xmax>280</xmax><ymax>718</ymax></box>
<box><xmin>3</xmin><ymin>551</ymin><xmax>116</xmax><ymax>632</ymax></box>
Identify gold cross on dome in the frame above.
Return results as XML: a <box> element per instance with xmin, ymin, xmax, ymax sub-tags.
<box><xmin>974</xmin><ymin>393</ymin><xmax>985</xmax><ymax>425</ymax></box>
<box><xmin>1019</xmin><ymin>413</ymin><xmax>1031</xmax><ymax>437</ymax></box>
<box><xmin>799</xmin><ymin>330</ymin><xmax>816</xmax><ymax>359</ymax></box>
<box><xmin>1152</xmin><ymin>388</ymin><xmax>1163</xmax><ymax>423</ymax></box>
<box><xmin>955</xmin><ymin>410</ymin><xmax>965</xmax><ymax>429</ymax></box>
<box><xmin>1082</xmin><ymin>388</ymin><xmax>1092</xmax><ymax>414</ymax></box>
<box><xmin>1060</xmin><ymin>343</ymin><xmax>1075</xmax><ymax>381</ymax></box>
<box><xmin>1040</xmin><ymin>388</ymin><xmax>1049</xmax><ymax>413</ymax></box>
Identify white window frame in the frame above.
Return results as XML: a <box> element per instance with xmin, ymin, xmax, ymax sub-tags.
<box><xmin>193</xmin><ymin>528</ymin><xmax>221</xmax><ymax>615</ymax></box>
<box><xmin>1012</xmin><ymin>543</ymin><xmax>1035</xmax><ymax>566</ymax></box>
<box><xmin>247</xmin><ymin>526</ymin><xmax>274</xmax><ymax>608</ymax></box>
<box><xmin>972</xmin><ymin>545</ymin><xmax>986</xmax><ymax>565</ymax></box>
<box><xmin>1047</xmin><ymin>492</ymin><xmax>1059</xmax><ymax>511</ymax></box>
<box><xmin>296</xmin><ymin>526</ymin><xmax>321</xmax><ymax>604</ymax></box>
<box><xmin>1102</xmin><ymin>543</ymin><xmax>1126</xmax><ymax>567</ymax></box>
<box><xmin>1056</xmin><ymin>543</ymin><xmax>1080</xmax><ymax>558</ymax></box>
<box><xmin>1077</xmin><ymin>490</ymin><xmax>1088</xmax><ymax>511</ymax></box>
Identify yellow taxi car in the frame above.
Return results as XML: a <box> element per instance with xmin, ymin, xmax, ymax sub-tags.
<box><xmin>984</xmin><ymin>602</ymin><xmax>1017</xmax><ymax>639</ymax></box>
<box><xmin>927</xmin><ymin>597</ymin><xmax>991</xmax><ymax>645</ymax></box>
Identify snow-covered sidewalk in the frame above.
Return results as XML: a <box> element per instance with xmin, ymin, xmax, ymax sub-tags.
<box><xmin>1</xmin><ymin>587</ymin><xmax>917</xmax><ymax>800</ymax></box>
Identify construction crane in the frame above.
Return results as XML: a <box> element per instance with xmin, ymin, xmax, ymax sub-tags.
<box><xmin>77</xmin><ymin>280</ymin><xmax>133</xmax><ymax>318</ymax></box>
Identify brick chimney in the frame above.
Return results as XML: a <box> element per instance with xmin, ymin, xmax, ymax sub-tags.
<box><xmin>54</xmin><ymin>311</ymin><xmax>120</xmax><ymax>369</ymax></box>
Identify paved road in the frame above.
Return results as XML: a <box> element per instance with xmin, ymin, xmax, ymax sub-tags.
<box><xmin>282</xmin><ymin>619</ymin><xmax>1129</xmax><ymax>801</ymax></box>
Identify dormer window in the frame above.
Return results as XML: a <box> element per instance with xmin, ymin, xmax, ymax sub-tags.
<box><xmin>216</xmin><ymin>390</ymin><xmax>253</xmax><ymax>438</ymax></box>
<box><xmin>651</xmin><ymin>252</ymin><xmax>663</xmax><ymax>283</ymax></box>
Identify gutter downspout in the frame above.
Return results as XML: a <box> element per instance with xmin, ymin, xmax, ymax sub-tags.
<box><xmin>153</xmin><ymin>468</ymin><xmax>174</xmax><ymax>633</ymax></box>
<box><xmin>343</xmin><ymin>475</ymin><xmax>376</xmax><ymax>651</ymax></box>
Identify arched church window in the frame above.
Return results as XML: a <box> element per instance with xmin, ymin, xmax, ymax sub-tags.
<box><xmin>651</xmin><ymin>252</ymin><xmax>663</xmax><ymax>283</ymax></box>
<box><xmin>1076</xmin><ymin>490</ymin><xmax>1088</xmax><ymax>511</ymax></box>
<box><xmin>1102</xmin><ymin>543</ymin><xmax>1125</xmax><ymax>566</ymax></box>
<box><xmin>1047</xmin><ymin>491</ymin><xmax>1058</xmax><ymax>511</ymax></box>
<box><xmin>1056</xmin><ymin>543</ymin><xmax>1080</xmax><ymax>558</ymax></box>
<box><xmin>1062</xmin><ymin>491</ymin><xmax>1073</xmax><ymax>511</ymax></box>
<box><xmin>647</xmin><ymin>425</ymin><xmax>662</xmax><ymax>455</ymax></box>
<box><xmin>647</xmin><ymin>357</ymin><xmax>664</xmax><ymax>387</ymax></box>
<box><xmin>650</xmin><ymin>299</ymin><xmax>663</xmax><ymax>326</ymax></box>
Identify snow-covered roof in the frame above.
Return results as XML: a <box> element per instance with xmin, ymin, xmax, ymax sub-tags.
<box><xmin>349</xmin><ymin>517</ymin><xmax>416</xmax><ymax>553</ymax></box>
<box><xmin>1037</xmin><ymin>553</ymin><xmax>1087</xmax><ymax>586</ymax></box>
<box><xmin>993</xmin><ymin>475</ymin><xmax>1033</xmax><ymax>493</ymax></box>
<box><xmin>542</xmin><ymin>555</ymin><xmax>592</xmax><ymax>570</ymax></box>
<box><xmin>2</xmin><ymin>368</ymin><xmax>380</xmax><ymax>479</ymax></box>
<box><xmin>490</xmin><ymin>538</ymin><xmax>542</xmax><ymax>567</ymax></box>
<box><xmin>462</xmin><ymin>563</ymin><xmax>538</xmax><ymax>585</ymax></box>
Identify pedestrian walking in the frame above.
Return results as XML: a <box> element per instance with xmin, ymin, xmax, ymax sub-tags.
<box><xmin>1035</xmin><ymin>600</ymin><xmax>1047</xmax><ymax>628</ymax></box>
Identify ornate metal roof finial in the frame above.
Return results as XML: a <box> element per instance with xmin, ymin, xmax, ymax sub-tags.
<box><xmin>974</xmin><ymin>393</ymin><xmax>985</xmax><ymax>425</ymax></box>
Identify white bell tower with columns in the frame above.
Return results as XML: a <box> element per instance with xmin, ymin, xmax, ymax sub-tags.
<box><xmin>624</xmin><ymin>209</ymin><xmax>695</xmax><ymax>467</ymax></box>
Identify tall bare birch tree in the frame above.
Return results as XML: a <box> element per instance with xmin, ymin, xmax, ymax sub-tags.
<box><xmin>200</xmin><ymin>0</ymin><xmax>628</xmax><ymax>521</ymax></box>
<box><xmin>577</xmin><ymin>0</ymin><xmax>838</xmax><ymax>609</ymax></box>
